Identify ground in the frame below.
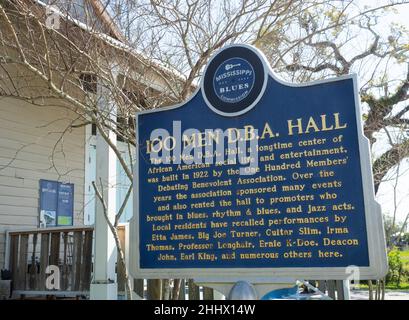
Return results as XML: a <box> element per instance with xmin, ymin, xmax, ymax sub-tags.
<box><xmin>350</xmin><ymin>290</ymin><xmax>409</xmax><ymax>300</ymax></box>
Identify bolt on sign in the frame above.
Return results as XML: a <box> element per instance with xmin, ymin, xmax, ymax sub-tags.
<box><xmin>130</xmin><ymin>44</ymin><xmax>387</xmax><ymax>280</ymax></box>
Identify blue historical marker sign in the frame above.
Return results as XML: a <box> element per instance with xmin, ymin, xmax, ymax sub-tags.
<box><xmin>130</xmin><ymin>44</ymin><xmax>387</xmax><ymax>280</ymax></box>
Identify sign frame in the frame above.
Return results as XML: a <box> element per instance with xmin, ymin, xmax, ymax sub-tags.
<box><xmin>130</xmin><ymin>44</ymin><xmax>388</xmax><ymax>280</ymax></box>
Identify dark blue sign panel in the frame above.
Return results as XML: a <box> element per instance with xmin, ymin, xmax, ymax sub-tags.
<box><xmin>132</xmin><ymin>44</ymin><xmax>387</xmax><ymax>279</ymax></box>
<box><xmin>39</xmin><ymin>180</ymin><xmax>74</xmax><ymax>227</ymax></box>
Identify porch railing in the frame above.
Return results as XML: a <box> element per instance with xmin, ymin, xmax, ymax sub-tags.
<box><xmin>6</xmin><ymin>226</ymin><xmax>93</xmax><ymax>297</ymax></box>
<box><xmin>5</xmin><ymin>225</ymin><xmax>344</xmax><ymax>300</ymax></box>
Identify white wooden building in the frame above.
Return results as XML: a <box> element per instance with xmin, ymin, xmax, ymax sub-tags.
<box><xmin>0</xmin><ymin>0</ymin><xmax>175</xmax><ymax>288</ymax></box>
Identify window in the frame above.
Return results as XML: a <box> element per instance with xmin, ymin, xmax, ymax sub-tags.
<box><xmin>80</xmin><ymin>73</ymin><xmax>97</xmax><ymax>94</ymax></box>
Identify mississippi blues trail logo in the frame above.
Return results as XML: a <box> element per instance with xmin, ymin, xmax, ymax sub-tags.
<box><xmin>202</xmin><ymin>45</ymin><xmax>267</xmax><ymax>116</ymax></box>
<box><xmin>213</xmin><ymin>57</ymin><xmax>255</xmax><ymax>103</ymax></box>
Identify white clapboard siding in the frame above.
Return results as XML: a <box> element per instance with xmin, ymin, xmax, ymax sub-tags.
<box><xmin>0</xmin><ymin>156</ymin><xmax>84</xmax><ymax>173</ymax></box>
<box><xmin>0</xmin><ymin>97</ymin><xmax>86</xmax><ymax>268</ymax></box>
<box><xmin>0</xmin><ymin>166</ymin><xmax>85</xmax><ymax>183</ymax></box>
<box><xmin>0</xmin><ymin>147</ymin><xmax>84</xmax><ymax>165</ymax></box>
<box><xmin>0</xmin><ymin>137</ymin><xmax>84</xmax><ymax>159</ymax></box>
<box><xmin>0</xmin><ymin>130</ymin><xmax>84</xmax><ymax>151</ymax></box>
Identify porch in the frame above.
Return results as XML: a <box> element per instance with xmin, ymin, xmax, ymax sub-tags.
<box><xmin>1</xmin><ymin>225</ymin><xmax>217</xmax><ymax>300</ymax></box>
<box><xmin>1</xmin><ymin>226</ymin><xmax>347</xmax><ymax>300</ymax></box>
<box><xmin>4</xmin><ymin>226</ymin><xmax>93</xmax><ymax>298</ymax></box>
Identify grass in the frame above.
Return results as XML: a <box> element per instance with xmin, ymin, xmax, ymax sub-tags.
<box><xmin>354</xmin><ymin>250</ymin><xmax>409</xmax><ymax>291</ymax></box>
<box><xmin>355</xmin><ymin>283</ymin><xmax>409</xmax><ymax>290</ymax></box>
<box><xmin>400</xmin><ymin>250</ymin><xmax>409</xmax><ymax>263</ymax></box>
<box><xmin>386</xmin><ymin>249</ymin><xmax>409</xmax><ymax>290</ymax></box>
<box><xmin>386</xmin><ymin>283</ymin><xmax>409</xmax><ymax>290</ymax></box>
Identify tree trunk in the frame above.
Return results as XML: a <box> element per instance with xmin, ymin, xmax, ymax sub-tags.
<box><xmin>162</xmin><ymin>279</ymin><xmax>170</xmax><ymax>300</ymax></box>
<box><xmin>134</xmin><ymin>279</ymin><xmax>144</xmax><ymax>299</ymax></box>
<box><xmin>179</xmin><ymin>279</ymin><xmax>186</xmax><ymax>300</ymax></box>
<box><xmin>381</xmin><ymin>278</ymin><xmax>386</xmax><ymax>300</ymax></box>
<box><xmin>203</xmin><ymin>287</ymin><xmax>214</xmax><ymax>300</ymax></box>
<box><xmin>368</xmin><ymin>280</ymin><xmax>373</xmax><ymax>300</ymax></box>
<box><xmin>188</xmin><ymin>279</ymin><xmax>200</xmax><ymax>300</ymax></box>
<box><xmin>147</xmin><ymin>279</ymin><xmax>162</xmax><ymax>300</ymax></box>
<box><xmin>172</xmin><ymin>279</ymin><xmax>182</xmax><ymax>300</ymax></box>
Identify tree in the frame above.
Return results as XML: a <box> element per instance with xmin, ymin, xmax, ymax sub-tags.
<box><xmin>256</xmin><ymin>1</ymin><xmax>409</xmax><ymax>192</ymax></box>
<box><xmin>255</xmin><ymin>0</ymin><xmax>409</xmax><ymax>300</ymax></box>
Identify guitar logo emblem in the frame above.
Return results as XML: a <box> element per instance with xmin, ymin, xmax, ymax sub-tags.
<box><xmin>225</xmin><ymin>63</ymin><xmax>241</xmax><ymax>71</ymax></box>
